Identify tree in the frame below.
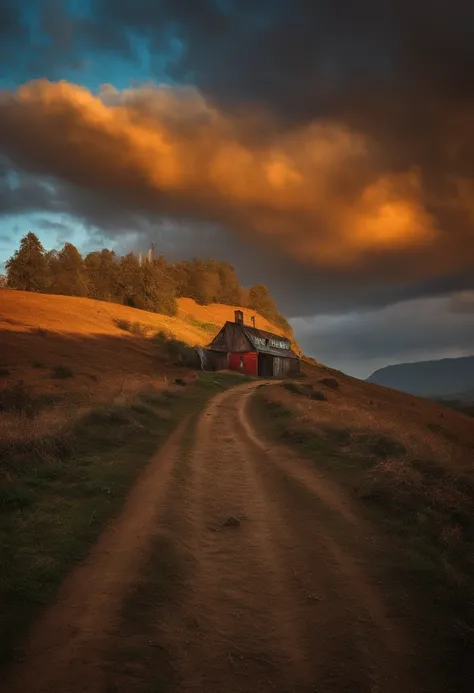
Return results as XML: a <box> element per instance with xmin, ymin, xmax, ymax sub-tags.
<box><xmin>85</xmin><ymin>249</ymin><xmax>119</xmax><ymax>301</ymax></box>
<box><xmin>5</xmin><ymin>232</ymin><xmax>50</xmax><ymax>292</ymax></box>
<box><xmin>185</xmin><ymin>259</ymin><xmax>221</xmax><ymax>305</ymax></box>
<box><xmin>134</xmin><ymin>260</ymin><xmax>177</xmax><ymax>315</ymax></box>
<box><xmin>116</xmin><ymin>253</ymin><xmax>177</xmax><ymax>315</ymax></box>
<box><xmin>150</xmin><ymin>256</ymin><xmax>177</xmax><ymax>316</ymax></box>
<box><xmin>170</xmin><ymin>260</ymin><xmax>191</xmax><ymax>298</ymax></box>
<box><xmin>216</xmin><ymin>261</ymin><xmax>242</xmax><ymax>305</ymax></box>
<box><xmin>247</xmin><ymin>283</ymin><xmax>293</xmax><ymax>337</ymax></box>
<box><xmin>49</xmin><ymin>243</ymin><xmax>89</xmax><ymax>296</ymax></box>
<box><xmin>117</xmin><ymin>252</ymin><xmax>142</xmax><ymax>307</ymax></box>
<box><xmin>247</xmin><ymin>284</ymin><xmax>277</xmax><ymax>318</ymax></box>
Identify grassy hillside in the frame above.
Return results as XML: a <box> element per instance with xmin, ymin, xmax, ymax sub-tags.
<box><xmin>1</xmin><ymin>291</ymin><xmax>272</xmax><ymax>668</ymax></box>
<box><xmin>0</xmin><ymin>289</ymin><xmax>290</xmax><ymax>343</ymax></box>
<box><xmin>0</xmin><ymin>289</ymin><xmax>295</xmax><ymax>439</ymax></box>
<box><xmin>256</xmin><ymin>363</ymin><xmax>474</xmax><ymax>689</ymax></box>
<box><xmin>2</xmin><ymin>291</ymin><xmax>474</xmax><ymax>688</ymax></box>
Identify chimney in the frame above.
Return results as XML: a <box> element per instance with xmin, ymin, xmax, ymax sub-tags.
<box><xmin>251</xmin><ymin>316</ymin><xmax>256</xmax><ymax>328</ymax></box>
<box><xmin>234</xmin><ymin>310</ymin><xmax>244</xmax><ymax>325</ymax></box>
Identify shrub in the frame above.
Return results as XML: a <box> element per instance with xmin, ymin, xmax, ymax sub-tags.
<box><xmin>51</xmin><ymin>365</ymin><xmax>74</xmax><ymax>379</ymax></box>
<box><xmin>282</xmin><ymin>381</ymin><xmax>307</xmax><ymax>395</ymax></box>
<box><xmin>0</xmin><ymin>482</ymin><xmax>35</xmax><ymax>512</ymax></box>
<box><xmin>154</xmin><ymin>331</ymin><xmax>197</xmax><ymax>367</ymax></box>
<box><xmin>282</xmin><ymin>381</ymin><xmax>326</xmax><ymax>400</ymax></box>
<box><xmin>358</xmin><ymin>433</ymin><xmax>406</xmax><ymax>458</ymax></box>
<box><xmin>129</xmin><ymin>322</ymin><xmax>152</xmax><ymax>336</ymax></box>
<box><xmin>310</xmin><ymin>390</ymin><xmax>327</xmax><ymax>401</ymax></box>
<box><xmin>0</xmin><ymin>382</ymin><xmax>39</xmax><ymax>417</ymax></box>
<box><xmin>114</xmin><ymin>318</ymin><xmax>131</xmax><ymax>331</ymax></box>
<box><xmin>320</xmin><ymin>377</ymin><xmax>339</xmax><ymax>389</ymax></box>
<box><xmin>113</xmin><ymin>318</ymin><xmax>151</xmax><ymax>337</ymax></box>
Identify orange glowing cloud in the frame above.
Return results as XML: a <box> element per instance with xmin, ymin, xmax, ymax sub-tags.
<box><xmin>0</xmin><ymin>80</ymin><xmax>443</xmax><ymax>271</ymax></box>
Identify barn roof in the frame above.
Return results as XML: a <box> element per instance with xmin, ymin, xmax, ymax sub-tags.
<box><xmin>252</xmin><ymin>345</ymin><xmax>299</xmax><ymax>359</ymax></box>
<box><xmin>209</xmin><ymin>321</ymin><xmax>299</xmax><ymax>359</ymax></box>
<box><xmin>241</xmin><ymin>325</ymin><xmax>289</xmax><ymax>343</ymax></box>
<box><xmin>241</xmin><ymin>326</ymin><xmax>299</xmax><ymax>358</ymax></box>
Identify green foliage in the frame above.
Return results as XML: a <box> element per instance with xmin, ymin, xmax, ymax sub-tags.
<box><xmin>174</xmin><ymin>258</ymin><xmax>244</xmax><ymax>307</ymax></box>
<box><xmin>247</xmin><ymin>283</ymin><xmax>293</xmax><ymax>338</ymax></box>
<box><xmin>248</xmin><ymin>283</ymin><xmax>277</xmax><ymax>316</ymax></box>
<box><xmin>139</xmin><ymin>259</ymin><xmax>177</xmax><ymax>315</ymax></box>
<box><xmin>216</xmin><ymin>261</ymin><xmax>242</xmax><ymax>304</ymax></box>
<box><xmin>5</xmin><ymin>232</ymin><xmax>49</xmax><ymax>292</ymax></box>
<box><xmin>84</xmin><ymin>249</ymin><xmax>120</xmax><ymax>301</ymax></box>
<box><xmin>186</xmin><ymin>316</ymin><xmax>219</xmax><ymax>334</ymax></box>
<box><xmin>154</xmin><ymin>331</ymin><xmax>198</xmax><ymax>367</ymax></box>
<box><xmin>48</xmin><ymin>243</ymin><xmax>89</xmax><ymax>297</ymax></box>
<box><xmin>116</xmin><ymin>253</ymin><xmax>177</xmax><ymax>317</ymax></box>
<box><xmin>180</xmin><ymin>258</ymin><xmax>221</xmax><ymax>305</ymax></box>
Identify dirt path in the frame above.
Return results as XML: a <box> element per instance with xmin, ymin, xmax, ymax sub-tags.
<box><xmin>4</xmin><ymin>381</ymin><xmax>431</xmax><ymax>692</ymax></box>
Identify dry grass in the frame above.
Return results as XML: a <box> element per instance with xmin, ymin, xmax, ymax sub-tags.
<box><xmin>0</xmin><ymin>290</ymin><xmax>289</xmax><ymax>437</ymax></box>
<box><xmin>256</xmin><ymin>366</ymin><xmax>474</xmax><ymax>688</ymax></box>
<box><xmin>0</xmin><ymin>290</ymin><xmax>287</xmax><ymax>343</ymax></box>
<box><xmin>0</xmin><ymin>371</ymin><xmax>246</xmax><ymax>670</ymax></box>
<box><xmin>295</xmin><ymin>362</ymin><xmax>474</xmax><ymax>473</ymax></box>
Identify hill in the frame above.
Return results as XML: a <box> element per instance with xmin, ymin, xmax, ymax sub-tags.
<box><xmin>255</xmin><ymin>363</ymin><xmax>474</xmax><ymax>689</ymax></box>
<box><xmin>2</xmin><ymin>290</ymin><xmax>474</xmax><ymax>689</ymax></box>
<box><xmin>0</xmin><ymin>289</ymin><xmax>295</xmax><ymax>442</ymax></box>
<box><xmin>367</xmin><ymin>354</ymin><xmax>474</xmax><ymax>397</ymax></box>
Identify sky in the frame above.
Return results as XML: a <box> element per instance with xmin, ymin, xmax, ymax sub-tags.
<box><xmin>1</xmin><ymin>0</ymin><xmax>473</xmax><ymax>378</ymax></box>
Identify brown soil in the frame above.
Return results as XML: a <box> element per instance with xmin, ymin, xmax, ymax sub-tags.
<box><xmin>3</xmin><ymin>419</ymin><xmax>188</xmax><ymax>693</ymax></box>
<box><xmin>4</xmin><ymin>382</ymin><xmax>437</xmax><ymax>693</ymax></box>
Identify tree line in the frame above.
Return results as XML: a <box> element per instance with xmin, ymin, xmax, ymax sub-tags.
<box><xmin>4</xmin><ymin>233</ymin><xmax>292</xmax><ymax>335</ymax></box>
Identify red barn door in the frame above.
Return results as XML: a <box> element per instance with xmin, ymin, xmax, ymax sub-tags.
<box><xmin>229</xmin><ymin>352</ymin><xmax>258</xmax><ymax>376</ymax></box>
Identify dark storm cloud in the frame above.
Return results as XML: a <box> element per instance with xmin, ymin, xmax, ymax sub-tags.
<box><xmin>292</xmin><ymin>293</ymin><xmax>474</xmax><ymax>377</ymax></box>
<box><xmin>6</xmin><ymin>2</ymin><xmax>474</xmax><ymax>152</ymax></box>
<box><xmin>88</xmin><ymin>0</ymin><xmax>474</xmax><ymax>217</ymax></box>
<box><xmin>0</xmin><ymin>157</ymin><xmax>63</xmax><ymax>215</ymax></box>
<box><xmin>448</xmin><ymin>291</ymin><xmax>474</xmax><ymax>314</ymax></box>
<box><xmin>1</xmin><ymin>2</ymin><xmax>474</xmax><ymax>320</ymax></box>
<box><xmin>37</xmin><ymin>218</ymin><xmax>72</xmax><ymax>231</ymax></box>
<box><xmin>0</xmin><ymin>1</ymin><xmax>27</xmax><ymax>44</ymax></box>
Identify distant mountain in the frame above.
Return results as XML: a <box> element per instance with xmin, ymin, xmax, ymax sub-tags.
<box><xmin>367</xmin><ymin>355</ymin><xmax>474</xmax><ymax>397</ymax></box>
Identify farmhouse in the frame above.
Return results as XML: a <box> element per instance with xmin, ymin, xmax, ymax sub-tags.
<box><xmin>204</xmin><ymin>310</ymin><xmax>300</xmax><ymax>377</ymax></box>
